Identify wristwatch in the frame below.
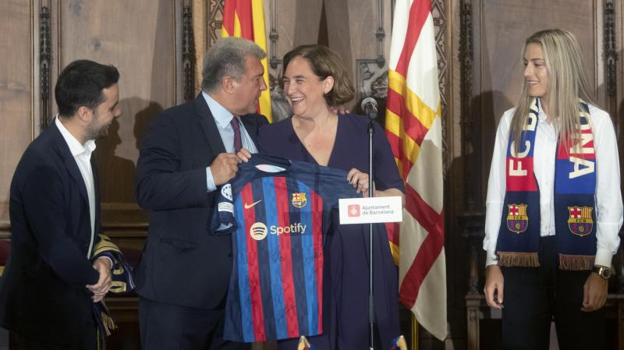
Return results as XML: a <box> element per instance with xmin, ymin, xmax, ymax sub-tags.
<box><xmin>592</xmin><ymin>265</ymin><xmax>612</xmax><ymax>280</ymax></box>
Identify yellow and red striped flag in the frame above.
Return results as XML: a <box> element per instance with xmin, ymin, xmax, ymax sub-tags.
<box><xmin>384</xmin><ymin>0</ymin><xmax>447</xmax><ymax>341</ymax></box>
<box><xmin>222</xmin><ymin>0</ymin><xmax>273</xmax><ymax>122</ymax></box>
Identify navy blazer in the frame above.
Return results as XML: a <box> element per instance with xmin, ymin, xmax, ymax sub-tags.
<box><xmin>135</xmin><ymin>94</ymin><xmax>269</xmax><ymax>309</ymax></box>
<box><xmin>0</xmin><ymin>122</ymin><xmax>102</xmax><ymax>345</ymax></box>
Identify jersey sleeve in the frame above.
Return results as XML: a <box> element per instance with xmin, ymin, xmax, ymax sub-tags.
<box><xmin>211</xmin><ymin>182</ymin><xmax>238</xmax><ymax>235</ymax></box>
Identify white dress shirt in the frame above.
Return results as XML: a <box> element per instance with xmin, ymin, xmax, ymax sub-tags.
<box><xmin>55</xmin><ymin>116</ymin><xmax>97</xmax><ymax>258</ymax></box>
<box><xmin>483</xmin><ymin>101</ymin><xmax>623</xmax><ymax>267</ymax></box>
<box><xmin>202</xmin><ymin>92</ymin><xmax>259</xmax><ymax>192</ymax></box>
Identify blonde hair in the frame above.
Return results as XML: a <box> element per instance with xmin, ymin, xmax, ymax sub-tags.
<box><xmin>511</xmin><ymin>29</ymin><xmax>597</xmax><ymax>151</ymax></box>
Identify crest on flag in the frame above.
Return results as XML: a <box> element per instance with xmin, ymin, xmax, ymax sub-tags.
<box><xmin>567</xmin><ymin>206</ymin><xmax>594</xmax><ymax>236</ymax></box>
<box><xmin>291</xmin><ymin>193</ymin><xmax>308</xmax><ymax>208</ymax></box>
<box><xmin>506</xmin><ymin>204</ymin><xmax>528</xmax><ymax>234</ymax></box>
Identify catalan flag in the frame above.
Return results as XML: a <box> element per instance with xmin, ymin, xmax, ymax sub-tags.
<box><xmin>222</xmin><ymin>0</ymin><xmax>273</xmax><ymax>122</ymax></box>
<box><xmin>384</xmin><ymin>0</ymin><xmax>447</xmax><ymax>341</ymax></box>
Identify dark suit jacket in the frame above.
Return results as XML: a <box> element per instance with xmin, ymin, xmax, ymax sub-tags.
<box><xmin>0</xmin><ymin>122</ymin><xmax>102</xmax><ymax>345</ymax></box>
<box><xmin>135</xmin><ymin>94</ymin><xmax>268</xmax><ymax>309</ymax></box>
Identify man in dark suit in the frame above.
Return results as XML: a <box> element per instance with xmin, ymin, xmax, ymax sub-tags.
<box><xmin>135</xmin><ymin>37</ymin><xmax>269</xmax><ymax>350</ymax></box>
<box><xmin>0</xmin><ymin>60</ymin><xmax>121</xmax><ymax>349</ymax></box>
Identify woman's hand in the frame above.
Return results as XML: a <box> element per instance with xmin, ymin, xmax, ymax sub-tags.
<box><xmin>374</xmin><ymin>188</ymin><xmax>404</xmax><ymax>201</ymax></box>
<box><xmin>236</xmin><ymin>148</ymin><xmax>253</xmax><ymax>163</ymax></box>
<box><xmin>347</xmin><ymin>169</ymin><xmax>369</xmax><ymax>196</ymax></box>
<box><xmin>484</xmin><ymin>265</ymin><xmax>504</xmax><ymax>309</ymax></box>
<box><xmin>582</xmin><ymin>272</ymin><xmax>608</xmax><ymax>312</ymax></box>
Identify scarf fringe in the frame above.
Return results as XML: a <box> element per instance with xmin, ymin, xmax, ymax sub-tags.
<box><xmin>390</xmin><ymin>335</ymin><xmax>409</xmax><ymax>350</ymax></box>
<box><xmin>297</xmin><ymin>336</ymin><xmax>314</xmax><ymax>350</ymax></box>
<box><xmin>498</xmin><ymin>252</ymin><xmax>540</xmax><ymax>267</ymax></box>
<box><xmin>559</xmin><ymin>254</ymin><xmax>594</xmax><ymax>270</ymax></box>
<box><xmin>100</xmin><ymin>310</ymin><xmax>117</xmax><ymax>336</ymax></box>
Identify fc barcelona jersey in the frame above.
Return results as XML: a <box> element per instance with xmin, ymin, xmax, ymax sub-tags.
<box><xmin>212</xmin><ymin>155</ymin><xmax>360</xmax><ymax>342</ymax></box>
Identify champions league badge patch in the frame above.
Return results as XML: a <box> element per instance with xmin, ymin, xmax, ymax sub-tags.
<box><xmin>506</xmin><ymin>203</ymin><xmax>529</xmax><ymax>234</ymax></box>
<box><xmin>221</xmin><ymin>184</ymin><xmax>233</xmax><ymax>201</ymax></box>
<box><xmin>291</xmin><ymin>192</ymin><xmax>308</xmax><ymax>208</ymax></box>
<box><xmin>567</xmin><ymin>206</ymin><xmax>594</xmax><ymax>236</ymax></box>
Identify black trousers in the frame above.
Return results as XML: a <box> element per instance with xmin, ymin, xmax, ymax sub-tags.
<box><xmin>16</xmin><ymin>326</ymin><xmax>96</xmax><ymax>350</ymax></box>
<box><xmin>139</xmin><ymin>297</ymin><xmax>250</xmax><ymax>350</ymax></box>
<box><xmin>501</xmin><ymin>236</ymin><xmax>606</xmax><ymax>350</ymax></box>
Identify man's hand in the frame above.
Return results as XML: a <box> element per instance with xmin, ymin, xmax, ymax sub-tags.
<box><xmin>581</xmin><ymin>272</ymin><xmax>608</xmax><ymax>312</ymax></box>
<box><xmin>87</xmin><ymin>257</ymin><xmax>112</xmax><ymax>303</ymax></box>
<box><xmin>211</xmin><ymin>153</ymin><xmax>240</xmax><ymax>186</ymax></box>
<box><xmin>330</xmin><ymin>106</ymin><xmax>350</xmax><ymax>115</ymax></box>
<box><xmin>484</xmin><ymin>265</ymin><xmax>504</xmax><ymax>309</ymax></box>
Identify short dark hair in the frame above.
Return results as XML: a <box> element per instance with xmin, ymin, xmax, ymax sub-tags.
<box><xmin>282</xmin><ymin>45</ymin><xmax>354</xmax><ymax>106</ymax></box>
<box><xmin>54</xmin><ymin>60</ymin><xmax>120</xmax><ymax>117</ymax></box>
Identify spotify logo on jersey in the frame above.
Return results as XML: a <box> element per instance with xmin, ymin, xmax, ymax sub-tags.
<box><xmin>249</xmin><ymin>223</ymin><xmax>268</xmax><ymax>241</ymax></box>
<box><xmin>249</xmin><ymin>222</ymin><xmax>307</xmax><ymax>241</ymax></box>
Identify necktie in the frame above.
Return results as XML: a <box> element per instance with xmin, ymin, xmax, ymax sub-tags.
<box><xmin>231</xmin><ymin>117</ymin><xmax>242</xmax><ymax>152</ymax></box>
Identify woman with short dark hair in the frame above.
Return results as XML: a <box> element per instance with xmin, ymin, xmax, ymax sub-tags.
<box><xmin>256</xmin><ymin>44</ymin><xmax>404</xmax><ymax>349</ymax></box>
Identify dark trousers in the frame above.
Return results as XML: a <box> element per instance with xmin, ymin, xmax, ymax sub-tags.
<box><xmin>16</xmin><ymin>327</ymin><xmax>96</xmax><ymax>350</ymax></box>
<box><xmin>139</xmin><ymin>297</ymin><xmax>250</xmax><ymax>350</ymax></box>
<box><xmin>501</xmin><ymin>236</ymin><xmax>606</xmax><ymax>350</ymax></box>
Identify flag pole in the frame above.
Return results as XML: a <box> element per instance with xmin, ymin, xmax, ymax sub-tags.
<box><xmin>412</xmin><ymin>314</ymin><xmax>419</xmax><ymax>350</ymax></box>
<box><xmin>368</xmin><ymin>113</ymin><xmax>376</xmax><ymax>350</ymax></box>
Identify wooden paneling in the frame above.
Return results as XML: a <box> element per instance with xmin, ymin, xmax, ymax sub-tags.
<box><xmin>0</xmin><ymin>1</ymin><xmax>35</xmax><ymax>235</ymax></box>
<box><xmin>50</xmin><ymin>0</ymin><xmax>184</xmax><ymax>229</ymax></box>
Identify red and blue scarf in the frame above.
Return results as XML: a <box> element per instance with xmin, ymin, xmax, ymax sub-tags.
<box><xmin>496</xmin><ymin>99</ymin><xmax>597</xmax><ymax>270</ymax></box>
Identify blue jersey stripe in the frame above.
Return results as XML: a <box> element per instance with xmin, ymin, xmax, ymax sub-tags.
<box><xmin>219</xmin><ymin>155</ymin><xmax>363</xmax><ymax>341</ymax></box>
<box><xmin>285</xmin><ymin>177</ymin><xmax>310</xmax><ymax>335</ymax></box>
<box><xmin>261</xmin><ymin>177</ymin><xmax>289</xmax><ymax>339</ymax></box>
<box><xmin>234</xmin><ymin>193</ymin><xmax>255</xmax><ymax>342</ymax></box>
<box><xmin>224</xmin><ymin>199</ymin><xmax>243</xmax><ymax>341</ymax></box>
<box><xmin>252</xmin><ymin>180</ymin><xmax>276</xmax><ymax>340</ymax></box>
<box><xmin>297</xmin><ymin>181</ymin><xmax>319</xmax><ymax>334</ymax></box>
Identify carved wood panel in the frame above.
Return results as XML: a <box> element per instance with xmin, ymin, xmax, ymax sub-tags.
<box><xmin>47</xmin><ymin>0</ymin><xmax>185</xmax><ymax>233</ymax></box>
<box><xmin>0</xmin><ymin>1</ymin><xmax>36</xmax><ymax>236</ymax></box>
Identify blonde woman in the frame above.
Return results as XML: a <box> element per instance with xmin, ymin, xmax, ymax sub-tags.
<box><xmin>483</xmin><ymin>29</ymin><xmax>623</xmax><ymax>350</ymax></box>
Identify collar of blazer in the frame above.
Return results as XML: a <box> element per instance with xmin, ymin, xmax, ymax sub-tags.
<box><xmin>48</xmin><ymin>122</ymin><xmax>91</xmax><ymax>204</ymax></box>
<box><xmin>193</xmin><ymin>93</ymin><xmax>264</xmax><ymax>155</ymax></box>
<box><xmin>194</xmin><ymin>94</ymin><xmax>227</xmax><ymax>155</ymax></box>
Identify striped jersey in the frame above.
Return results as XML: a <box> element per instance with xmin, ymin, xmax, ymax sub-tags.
<box><xmin>213</xmin><ymin>155</ymin><xmax>360</xmax><ymax>342</ymax></box>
